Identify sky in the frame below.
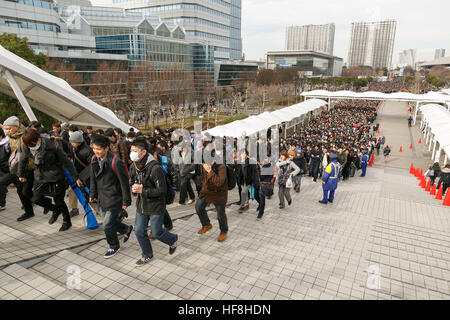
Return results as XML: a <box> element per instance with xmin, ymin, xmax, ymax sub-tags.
<box><xmin>242</xmin><ymin>0</ymin><xmax>450</xmax><ymax>63</ymax></box>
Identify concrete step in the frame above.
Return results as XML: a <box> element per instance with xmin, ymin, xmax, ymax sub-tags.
<box><xmin>78</xmin><ymin>239</ymin><xmax>267</xmax><ymax>300</ymax></box>
<box><xmin>31</xmin><ymin>250</ymin><xmax>182</xmax><ymax>300</ymax></box>
<box><xmin>0</xmin><ymin>263</ymin><xmax>84</xmax><ymax>300</ymax></box>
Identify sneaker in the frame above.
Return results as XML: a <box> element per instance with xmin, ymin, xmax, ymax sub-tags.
<box><xmin>187</xmin><ymin>199</ymin><xmax>195</xmax><ymax>205</ymax></box>
<box><xmin>104</xmin><ymin>248</ymin><xmax>120</xmax><ymax>259</ymax></box>
<box><xmin>43</xmin><ymin>208</ymin><xmax>50</xmax><ymax>215</ymax></box>
<box><xmin>149</xmin><ymin>233</ymin><xmax>155</xmax><ymax>240</ymax></box>
<box><xmin>328</xmin><ymin>200</ymin><xmax>333</xmax><ymax>203</ymax></box>
<box><xmin>124</xmin><ymin>225</ymin><xmax>133</xmax><ymax>244</ymax></box>
<box><xmin>288</xmin><ymin>200</ymin><xmax>292</xmax><ymax>206</ymax></box>
<box><xmin>169</xmin><ymin>235</ymin><xmax>178</xmax><ymax>255</ymax></box>
<box><xmin>0</xmin><ymin>205</ymin><xmax>6</xmax><ymax>211</ymax></box>
<box><xmin>279</xmin><ymin>205</ymin><xmax>285</xmax><ymax>209</ymax></box>
<box><xmin>59</xmin><ymin>222</ymin><xmax>72</xmax><ymax>232</ymax></box>
<box><xmin>256</xmin><ymin>214</ymin><xmax>263</xmax><ymax>221</ymax></box>
<box><xmin>318</xmin><ymin>200</ymin><xmax>327</xmax><ymax>205</ymax></box>
<box><xmin>17</xmin><ymin>212</ymin><xmax>34</xmax><ymax>222</ymax></box>
<box><xmin>218</xmin><ymin>232</ymin><xmax>227</xmax><ymax>242</ymax></box>
<box><xmin>135</xmin><ymin>256</ymin><xmax>153</xmax><ymax>267</ymax></box>
<box><xmin>69</xmin><ymin>208</ymin><xmax>79</xmax><ymax>218</ymax></box>
<box><xmin>197</xmin><ymin>224</ymin><xmax>213</xmax><ymax>235</ymax></box>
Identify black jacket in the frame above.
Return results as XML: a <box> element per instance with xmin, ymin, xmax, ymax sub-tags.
<box><xmin>90</xmin><ymin>151</ymin><xmax>132</xmax><ymax>211</ymax></box>
<box><xmin>0</xmin><ymin>139</ymin><xmax>10</xmax><ymax>174</ymax></box>
<box><xmin>18</xmin><ymin>137</ymin><xmax>78</xmax><ymax>184</ymax></box>
<box><xmin>293</xmin><ymin>156</ymin><xmax>307</xmax><ymax>175</ymax></box>
<box><xmin>237</xmin><ymin>159</ymin><xmax>256</xmax><ymax>186</ymax></box>
<box><xmin>70</xmin><ymin>141</ymin><xmax>94</xmax><ymax>184</ymax></box>
<box><xmin>129</xmin><ymin>153</ymin><xmax>167</xmax><ymax>215</ymax></box>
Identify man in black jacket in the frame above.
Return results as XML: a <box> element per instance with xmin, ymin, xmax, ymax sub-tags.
<box><xmin>68</xmin><ymin>131</ymin><xmax>94</xmax><ymax>217</ymax></box>
<box><xmin>129</xmin><ymin>139</ymin><xmax>178</xmax><ymax>266</ymax></box>
<box><xmin>237</xmin><ymin>150</ymin><xmax>256</xmax><ymax>213</ymax></box>
<box><xmin>0</xmin><ymin>128</ymin><xmax>9</xmax><ymax>179</ymax></box>
<box><xmin>89</xmin><ymin>134</ymin><xmax>133</xmax><ymax>259</ymax></box>
<box><xmin>18</xmin><ymin>129</ymin><xmax>80</xmax><ymax>231</ymax></box>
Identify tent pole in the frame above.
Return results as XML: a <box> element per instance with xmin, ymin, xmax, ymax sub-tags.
<box><xmin>1</xmin><ymin>68</ymin><xmax>37</xmax><ymax>122</ymax></box>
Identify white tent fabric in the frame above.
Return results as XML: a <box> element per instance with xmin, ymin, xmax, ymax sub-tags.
<box><xmin>420</xmin><ymin>104</ymin><xmax>450</xmax><ymax>160</ymax></box>
<box><xmin>301</xmin><ymin>90</ymin><xmax>450</xmax><ymax>103</ymax></box>
<box><xmin>203</xmin><ymin>98</ymin><xmax>327</xmax><ymax>138</ymax></box>
<box><xmin>0</xmin><ymin>45</ymin><xmax>135</xmax><ymax>132</ymax></box>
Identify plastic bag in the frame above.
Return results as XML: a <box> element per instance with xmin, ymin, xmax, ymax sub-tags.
<box><xmin>286</xmin><ymin>176</ymin><xmax>293</xmax><ymax>189</ymax></box>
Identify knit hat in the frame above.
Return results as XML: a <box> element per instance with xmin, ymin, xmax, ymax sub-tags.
<box><xmin>3</xmin><ymin>116</ymin><xmax>20</xmax><ymax>127</ymax></box>
<box><xmin>69</xmin><ymin>131</ymin><xmax>83</xmax><ymax>143</ymax></box>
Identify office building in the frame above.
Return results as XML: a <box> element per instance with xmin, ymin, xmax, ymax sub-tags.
<box><xmin>348</xmin><ymin>20</ymin><xmax>396</xmax><ymax>69</ymax></box>
<box><xmin>266</xmin><ymin>50</ymin><xmax>343</xmax><ymax>77</ymax></box>
<box><xmin>285</xmin><ymin>23</ymin><xmax>335</xmax><ymax>55</ymax></box>
<box><xmin>93</xmin><ymin>0</ymin><xmax>243</xmax><ymax>61</ymax></box>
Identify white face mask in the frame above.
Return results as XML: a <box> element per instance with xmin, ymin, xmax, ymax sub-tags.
<box><xmin>130</xmin><ymin>151</ymin><xmax>140</xmax><ymax>162</ymax></box>
<box><xmin>29</xmin><ymin>143</ymin><xmax>40</xmax><ymax>151</ymax></box>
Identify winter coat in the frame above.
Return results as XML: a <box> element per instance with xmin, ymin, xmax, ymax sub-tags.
<box><xmin>18</xmin><ymin>137</ymin><xmax>78</xmax><ymax>184</ymax></box>
<box><xmin>70</xmin><ymin>141</ymin><xmax>94</xmax><ymax>184</ymax></box>
<box><xmin>292</xmin><ymin>156</ymin><xmax>307</xmax><ymax>175</ymax></box>
<box><xmin>237</xmin><ymin>159</ymin><xmax>256</xmax><ymax>186</ymax></box>
<box><xmin>275</xmin><ymin>159</ymin><xmax>300</xmax><ymax>186</ymax></box>
<box><xmin>8</xmin><ymin>126</ymin><xmax>35</xmax><ymax>171</ymax></box>
<box><xmin>129</xmin><ymin>153</ymin><xmax>167</xmax><ymax>215</ymax></box>
<box><xmin>199</xmin><ymin>163</ymin><xmax>228</xmax><ymax>206</ymax></box>
<box><xmin>0</xmin><ymin>137</ymin><xmax>10</xmax><ymax>174</ymax></box>
<box><xmin>90</xmin><ymin>150</ymin><xmax>132</xmax><ymax>211</ymax></box>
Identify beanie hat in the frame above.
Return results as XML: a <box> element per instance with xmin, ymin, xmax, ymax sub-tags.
<box><xmin>3</xmin><ymin>116</ymin><xmax>20</xmax><ymax>127</ymax></box>
<box><xmin>69</xmin><ymin>131</ymin><xmax>84</xmax><ymax>143</ymax></box>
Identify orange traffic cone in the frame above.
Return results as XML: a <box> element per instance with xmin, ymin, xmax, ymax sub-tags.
<box><xmin>430</xmin><ymin>182</ymin><xmax>437</xmax><ymax>196</ymax></box>
<box><xmin>410</xmin><ymin>144</ymin><xmax>413</xmax><ymax>150</ymax></box>
<box><xmin>377</xmin><ymin>129</ymin><xmax>380</xmax><ymax>134</ymax></box>
<box><xmin>425</xmin><ymin>179</ymin><xmax>431</xmax><ymax>192</ymax></box>
<box><xmin>409</xmin><ymin>163</ymin><xmax>414</xmax><ymax>174</ymax></box>
<box><xmin>435</xmin><ymin>185</ymin><xmax>443</xmax><ymax>200</ymax></box>
<box><xmin>369</xmin><ymin>154</ymin><xmax>374</xmax><ymax>167</ymax></box>
<box><xmin>443</xmin><ymin>190</ymin><xmax>450</xmax><ymax>206</ymax></box>
<box><xmin>418</xmin><ymin>138</ymin><xmax>422</xmax><ymax>144</ymax></box>
<box><xmin>419</xmin><ymin>176</ymin><xmax>426</xmax><ymax>189</ymax></box>
<box><xmin>399</xmin><ymin>146</ymin><xmax>403</xmax><ymax>152</ymax></box>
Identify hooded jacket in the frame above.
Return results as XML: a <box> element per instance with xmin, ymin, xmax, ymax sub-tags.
<box><xmin>8</xmin><ymin>126</ymin><xmax>35</xmax><ymax>171</ymax></box>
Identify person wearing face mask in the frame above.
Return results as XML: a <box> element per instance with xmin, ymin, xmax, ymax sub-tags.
<box><xmin>129</xmin><ymin>138</ymin><xmax>178</xmax><ymax>266</ymax></box>
<box><xmin>68</xmin><ymin>131</ymin><xmax>94</xmax><ymax>217</ymax></box>
<box><xmin>0</xmin><ymin>117</ymin><xmax>35</xmax><ymax>220</ymax></box>
<box><xmin>18</xmin><ymin>128</ymin><xmax>81</xmax><ymax>231</ymax></box>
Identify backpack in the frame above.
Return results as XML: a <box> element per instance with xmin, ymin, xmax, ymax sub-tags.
<box><xmin>91</xmin><ymin>154</ymin><xmax>129</xmax><ymax>179</ymax></box>
<box><xmin>148</xmin><ymin>160</ymin><xmax>175</xmax><ymax>205</ymax></box>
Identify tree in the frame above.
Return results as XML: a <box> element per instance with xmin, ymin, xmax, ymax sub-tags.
<box><xmin>0</xmin><ymin>33</ymin><xmax>54</xmax><ymax>128</ymax></box>
<box><xmin>46</xmin><ymin>60</ymin><xmax>84</xmax><ymax>94</ymax></box>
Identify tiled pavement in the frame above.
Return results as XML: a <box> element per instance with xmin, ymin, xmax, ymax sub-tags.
<box><xmin>0</xmin><ymin>101</ymin><xmax>449</xmax><ymax>300</ymax></box>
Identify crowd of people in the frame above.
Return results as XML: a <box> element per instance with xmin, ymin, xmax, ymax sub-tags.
<box><xmin>0</xmin><ymin>97</ymin><xmax>448</xmax><ymax>266</ymax></box>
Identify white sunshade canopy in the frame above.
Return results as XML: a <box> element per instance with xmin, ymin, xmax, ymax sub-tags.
<box><xmin>0</xmin><ymin>45</ymin><xmax>135</xmax><ymax>132</ymax></box>
<box><xmin>420</xmin><ymin>104</ymin><xmax>450</xmax><ymax>158</ymax></box>
<box><xmin>203</xmin><ymin>98</ymin><xmax>327</xmax><ymax>138</ymax></box>
<box><xmin>302</xmin><ymin>90</ymin><xmax>450</xmax><ymax>103</ymax></box>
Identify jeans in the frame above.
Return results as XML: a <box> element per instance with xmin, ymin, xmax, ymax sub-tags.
<box><xmin>311</xmin><ymin>161</ymin><xmax>320</xmax><ymax>181</ymax></box>
<box><xmin>278</xmin><ymin>185</ymin><xmax>291</xmax><ymax>207</ymax></box>
<box><xmin>100</xmin><ymin>207</ymin><xmax>129</xmax><ymax>250</ymax></box>
<box><xmin>196</xmin><ymin>196</ymin><xmax>228</xmax><ymax>233</ymax></box>
<box><xmin>134</xmin><ymin>212</ymin><xmax>177</xmax><ymax>259</ymax></box>
<box><xmin>163</xmin><ymin>209</ymin><xmax>173</xmax><ymax>229</ymax></box>
<box><xmin>240</xmin><ymin>184</ymin><xmax>251</xmax><ymax>207</ymax></box>
<box><xmin>254</xmin><ymin>185</ymin><xmax>265</xmax><ymax>218</ymax></box>
<box><xmin>179</xmin><ymin>174</ymin><xmax>195</xmax><ymax>204</ymax></box>
<box><xmin>0</xmin><ymin>172</ymin><xmax>34</xmax><ymax>214</ymax></box>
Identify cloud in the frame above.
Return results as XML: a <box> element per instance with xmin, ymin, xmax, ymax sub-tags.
<box><xmin>243</xmin><ymin>0</ymin><xmax>450</xmax><ymax>62</ymax></box>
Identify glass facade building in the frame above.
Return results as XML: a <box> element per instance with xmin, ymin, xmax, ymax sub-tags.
<box><xmin>97</xmin><ymin>0</ymin><xmax>243</xmax><ymax>61</ymax></box>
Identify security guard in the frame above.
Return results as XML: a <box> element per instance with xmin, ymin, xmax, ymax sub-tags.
<box><xmin>319</xmin><ymin>153</ymin><xmax>341</xmax><ymax>204</ymax></box>
<box><xmin>360</xmin><ymin>150</ymin><xmax>369</xmax><ymax>177</ymax></box>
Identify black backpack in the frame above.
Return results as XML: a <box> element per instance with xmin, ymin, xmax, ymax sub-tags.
<box><xmin>148</xmin><ymin>161</ymin><xmax>175</xmax><ymax>205</ymax></box>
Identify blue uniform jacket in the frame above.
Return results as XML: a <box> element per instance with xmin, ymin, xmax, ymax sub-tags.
<box><xmin>322</xmin><ymin>160</ymin><xmax>341</xmax><ymax>191</ymax></box>
<box><xmin>361</xmin><ymin>155</ymin><xmax>369</xmax><ymax>165</ymax></box>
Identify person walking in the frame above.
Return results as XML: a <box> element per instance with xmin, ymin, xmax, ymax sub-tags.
<box><xmin>129</xmin><ymin>139</ymin><xmax>178</xmax><ymax>266</ymax></box>
<box><xmin>0</xmin><ymin>117</ymin><xmax>35</xmax><ymax>220</ymax></box>
<box><xmin>383</xmin><ymin>145</ymin><xmax>391</xmax><ymax>164</ymax></box>
<box><xmin>292</xmin><ymin>149</ymin><xmax>306</xmax><ymax>193</ymax></box>
<box><xmin>437</xmin><ymin>164</ymin><xmax>450</xmax><ymax>196</ymax></box>
<box><xmin>89</xmin><ymin>134</ymin><xmax>133</xmax><ymax>259</ymax></box>
<box><xmin>237</xmin><ymin>150</ymin><xmax>256</xmax><ymax>213</ymax></box>
<box><xmin>18</xmin><ymin>128</ymin><xmax>80</xmax><ymax>231</ymax></box>
<box><xmin>426</xmin><ymin>162</ymin><xmax>441</xmax><ymax>186</ymax></box>
<box><xmin>254</xmin><ymin>158</ymin><xmax>274</xmax><ymax>220</ymax></box>
<box><xmin>195</xmin><ymin>143</ymin><xmax>229</xmax><ymax>242</ymax></box>
<box><xmin>276</xmin><ymin>150</ymin><xmax>300</xmax><ymax>209</ymax></box>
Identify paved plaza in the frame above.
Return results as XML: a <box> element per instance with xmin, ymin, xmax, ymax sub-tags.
<box><xmin>0</xmin><ymin>101</ymin><xmax>449</xmax><ymax>300</ymax></box>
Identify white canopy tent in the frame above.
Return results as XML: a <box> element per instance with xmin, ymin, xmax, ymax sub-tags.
<box><xmin>203</xmin><ymin>98</ymin><xmax>327</xmax><ymax>138</ymax></box>
<box><xmin>0</xmin><ymin>45</ymin><xmax>135</xmax><ymax>132</ymax></box>
<box><xmin>419</xmin><ymin>104</ymin><xmax>450</xmax><ymax>165</ymax></box>
<box><xmin>301</xmin><ymin>90</ymin><xmax>450</xmax><ymax>126</ymax></box>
